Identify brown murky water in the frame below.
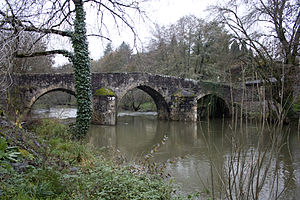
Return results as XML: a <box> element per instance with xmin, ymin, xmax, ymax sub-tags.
<box><xmin>33</xmin><ymin>108</ymin><xmax>300</xmax><ymax>199</ymax></box>
<box><xmin>87</xmin><ymin>112</ymin><xmax>300</xmax><ymax>199</ymax></box>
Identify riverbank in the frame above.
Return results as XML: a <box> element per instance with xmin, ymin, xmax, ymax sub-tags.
<box><xmin>0</xmin><ymin>117</ymin><xmax>186</xmax><ymax>199</ymax></box>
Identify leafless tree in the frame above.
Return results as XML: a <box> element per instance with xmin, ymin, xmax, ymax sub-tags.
<box><xmin>211</xmin><ymin>0</ymin><xmax>300</xmax><ymax>122</ymax></box>
<box><xmin>0</xmin><ymin>0</ymin><xmax>147</xmax><ymax>136</ymax></box>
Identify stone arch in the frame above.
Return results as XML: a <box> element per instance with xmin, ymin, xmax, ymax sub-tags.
<box><xmin>117</xmin><ymin>83</ymin><xmax>145</xmax><ymax>101</ymax></box>
<box><xmin>25</xmin><ymin>86</ymin><xmax>75</xmax><ymax>117</ymax></box>
<box><xmin>118</xmin><ymin>83</ymin><xmax>170</xmax><ymax>120</ymax></box>
<box><xmin>195</xmin><ymin>93</ymin><xmax>231</xmax><ymax>119</ymax></box>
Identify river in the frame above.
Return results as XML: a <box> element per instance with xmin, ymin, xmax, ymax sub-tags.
<box><xmin>33</xmin><ymin>108</ymin><xmax>300</xmax><ymax>199</ymax></box>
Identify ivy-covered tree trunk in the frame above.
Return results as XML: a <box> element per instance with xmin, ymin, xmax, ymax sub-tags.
<box><xmin>72</xmin><ymin>0</ymin><xmax>92</xmax><ymax>137</ymax></box>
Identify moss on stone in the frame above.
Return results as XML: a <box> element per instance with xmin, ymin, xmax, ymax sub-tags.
<box><xmin>94</xmin><ymin>88</ymin><xmax>115</xmax><ymax>96</ymax></box>
<box><xmin>173</xmin><ymin>92</ymin><xmax>184</xmax><ymax>98</ymax></box>
<box><xmin>173</xmin><ymin>90</ymin><xmax>195</xmax><ymax>98</ymax></box>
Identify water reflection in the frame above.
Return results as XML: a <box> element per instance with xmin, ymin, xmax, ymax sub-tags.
<box><xmin>87</xmin><ymin>114</ymin><xmax>300</xmax><ymax>199</ymax></box>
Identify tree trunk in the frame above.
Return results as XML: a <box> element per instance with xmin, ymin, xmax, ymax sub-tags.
<box><xmin>72</xmin><ymin>0</ymin><xmax>92</xmax><ymax>137</ymax></box>
<box><xmin>132</xmin><ymin>102</ymin><xmax>141</xmax><ymax>111</ymax></box>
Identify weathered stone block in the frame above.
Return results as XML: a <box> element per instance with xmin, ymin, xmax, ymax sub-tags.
<box><xmin>91</xmin><ymin>95</ymin><xmax>117</xmax><ymax>125</ymax></box>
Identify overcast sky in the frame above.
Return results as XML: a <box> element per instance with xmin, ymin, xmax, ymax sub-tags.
<box><xmin>54</xmin><ymin>0</ymin><xmax>215</xmax><ymax>66</ymax></box>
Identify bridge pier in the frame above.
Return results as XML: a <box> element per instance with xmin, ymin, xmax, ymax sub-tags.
<box><xmin>91</xmin><ymin>92</ymin><xmax>117</xmax><ymax>125</ymax></box>
<box><xmin>157</xmin><ymin>109</ymin><xmax>170</xmax><ymax>120</ymax></box>
<box><xmin>169</xmin><ymin>93</ymin><xmax>197</xmax><ymax>122</ymax></box>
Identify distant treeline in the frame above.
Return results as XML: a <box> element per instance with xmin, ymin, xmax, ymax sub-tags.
<box><xmin>46</xmin><ymin>15</ymin><xmax>254</xmax><ymax>83</ymax></box>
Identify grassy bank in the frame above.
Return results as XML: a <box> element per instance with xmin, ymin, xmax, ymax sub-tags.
<box><xmin>0</xmin><ymin>118</ymin><xmax>183</xmax><ymax>199</ymax></box>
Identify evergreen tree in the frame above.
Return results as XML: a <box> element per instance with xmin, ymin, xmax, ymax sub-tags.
<box><xmin>104</xmin><ymin>43</ymin><xmax>113</xmax><ymax>56</ymax></box>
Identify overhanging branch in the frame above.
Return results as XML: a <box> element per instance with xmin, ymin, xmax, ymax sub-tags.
<box><xmin>0</xmin><ymin>10</ymin><xmax>73</xmax><ymax>38</ymax></box>
<box><xmin>23</xmin><ymin>26</ymin><xmax>73</xmax><ymax>37</ymax></box>
<box><xmin>86</xmin><ymin>33</ymin><xmax>111</xmax><ymax>41</ymax></box>
<box><xmin>16</xmin><ymin>50</ymin><xmax>74</xmax><ymax>61</ymax></box>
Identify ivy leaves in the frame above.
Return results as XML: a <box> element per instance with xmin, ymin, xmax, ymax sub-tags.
<box><xmin>71</xmin><ymin>1</ymin><xmax>92</xmax><ymax>138</ymax></box>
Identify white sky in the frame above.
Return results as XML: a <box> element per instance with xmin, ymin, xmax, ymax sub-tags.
<box><xmin>54</xmin><ymin>0</ymin><xmax>215</xmax><ymax>66</ymax></box>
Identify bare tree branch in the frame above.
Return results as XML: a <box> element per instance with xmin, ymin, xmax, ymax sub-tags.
<box><xmin>86</xmin><ymin>33</ymin><xmax>111</xmax><ymax>41</ymax></box>
<box><xmin>16</xmin><ymin>49</ymin><xmax>74</xmax><ymax>60</ymax></box>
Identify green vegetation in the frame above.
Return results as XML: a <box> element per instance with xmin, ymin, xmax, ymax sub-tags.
<box><xmin>293</xmin><ymin>94</ymin><xmax>300</xmax><ymax>113</ymax></box>
<box><xmin>119</xmin><ymin>89</ymin><xmax>156</xmax><ymax>112</ymax></box>
<box><xmin>32</xmin><ymin>91</ymin><xmax>77</xmax><ymax>111</ymax></box>
<box><xmin>0</xmin><ymin>137</ymin><xmax>21</xmax><ymax>166</ymax></box>
<box><xmin>0</xmin><ymin>119</ymin><xmax>183</xmax><ymax>200</ymax></box>
<box><xmin>173</xmin><ymin>91</ymin><xmax>196</xmax><ymax>98</ymax></box>
<box><xmin>94</xmin><ymin>88</ymin><xmax>116</xmax><ymax>96</ymax></box>
<box><xmin>140</xmin><ymin>102</ymin><xmax>156</xmax><ymax>112</ymax></box>
<box><xmin>71</xmin><ymin>1</ymin><xmax>92</xmax><ymax>138</ymax></box>
<box><xmin>91</xmin><ymin>16</ymin><xmax>234</xmax><ymax>82</ymax></box>
<box><xmin>69</xmin><ymin>1</ymin><xmax>92</xmax><ymax>138</ymax></box>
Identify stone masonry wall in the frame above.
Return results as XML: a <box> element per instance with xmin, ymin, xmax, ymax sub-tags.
<box><xmin>8</xmin><ymin>73</ymin><xmax>239</xmax><ymax>124</ymax></box>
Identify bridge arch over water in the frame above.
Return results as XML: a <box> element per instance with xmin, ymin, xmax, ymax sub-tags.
<box><xmin>117</xmin><ymin>84</ymin><xmax>170</xmax><ymax>120</ymax></box>
<box><xmin>7</xmin><ymin>72</ymin><xmax>237</xmax><ymax>124</ymax></box>
<box><xmin>196</xmin><ymin>93</ymin><xmax>231</xmax><ymax>119</ymax></box>
<box><xmin>28</xmin><ymin>87</ymin><xmax>75</xmax><ymax>110</ymax></box>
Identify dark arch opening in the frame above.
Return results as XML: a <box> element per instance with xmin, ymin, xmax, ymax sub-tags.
<box><xmin>197</xmin><ymin>94</ymin><xmax>230</xmax><ymax>120</ymax></box>
<box><xmin>118</xmin><ymin>85</ymin><xmax>169</xmax><ymax>120</ymax></box>
<box><xmin>137</xmin><ymin>85</ymin><xmax>170</xmax><ymax>119</ymax></box>
<box><xmin>29</xmin><ymin>88</ymin><xmax>76</xmax><ymax>119</ymax></box>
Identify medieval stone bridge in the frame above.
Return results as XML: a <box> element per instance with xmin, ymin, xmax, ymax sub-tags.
<box><xmin>9</xmin><ymin>72</ymin><xmax>238</xmax><ymax>125</ymax></box>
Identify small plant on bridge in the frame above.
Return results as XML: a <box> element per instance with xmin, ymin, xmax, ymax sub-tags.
<box><xmin>94</xmin><ymin>88</ymin><xmax>116</xmax><ymax>96</ymax></box>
